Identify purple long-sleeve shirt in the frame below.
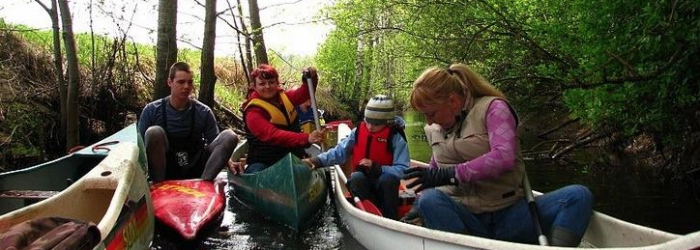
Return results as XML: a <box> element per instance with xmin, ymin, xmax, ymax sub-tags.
<box><xmin>429</xmin><ymin>99</ymin><xmax>518</xmax><ymax>183</ymax></box>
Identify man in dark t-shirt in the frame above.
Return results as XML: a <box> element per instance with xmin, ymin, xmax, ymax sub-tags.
<box><xmin>138</xmin><ymin>62</ymin><xmax>238</xmax><ymax>182</ymax></box>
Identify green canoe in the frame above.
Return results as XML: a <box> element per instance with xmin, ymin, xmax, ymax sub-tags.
<box><xmin>227</xmin><ymin>141</ymin><xmax>329</xmax><ymax>231</ymax></box>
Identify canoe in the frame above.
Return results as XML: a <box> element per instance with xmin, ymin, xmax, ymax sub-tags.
<box><xmin>330</xmin><ymin>123</ymin><xmax>700</xmax><ymax>250</ymax></box>
<box><xmin>150</xmin><ymin>179</ymin><xmax>225</xmax><ymax>240</ymax></box>
<box><xmin>227</xmin><ymin>140</ymin><xmax>329</xmax><ymax>231</ymax></box>
<box><xmin>0</xmin><ymin>140</ymin><xmax>154</xmax><ymax>250</ymax></box>
<box><xmin>0</xmin><ymin>123</ymin><xmax>149</xmax><ymax>214</ymax></box>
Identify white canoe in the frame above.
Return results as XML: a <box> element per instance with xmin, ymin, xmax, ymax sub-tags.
<box><xmin>330</xmin><ymin>123</ymin><xmax>700</xmax><ymax>250</ymax></box>
<box><xmin>0</xmin><ymin>142</ymin><xmax>155</xmax><ymax>250</ymax></box>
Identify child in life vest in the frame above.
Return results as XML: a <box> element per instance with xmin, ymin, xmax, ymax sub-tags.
<box><xmin>303</xmin><ymin>95</ymin><xmax>409</xmax><ymax>220</ymax></box>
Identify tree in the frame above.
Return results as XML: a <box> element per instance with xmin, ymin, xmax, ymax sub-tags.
<box><xmin>247</xmin><ymin>0</ymin><xmax>268</xmax><ymax>65</ymax></box>
<box><xmin>236</xmin><ymin>0</ymin><xmax>253</xmax><ymax>79</ymax></box>
<box><xmin>198</xmin><ymin>0</ymin><xmax>217</xmax><ymax>107</ymax></box>
<box><xmin>318</xmin><ymin>0</ymin><xmax>700</xmax><ymax>177</ymax></box>
<box><xmin>57</xmin><ymin>0</ymin><xmax>79</xmax><ymax>151</ymax></box>
<box><xmin>35</xmin><ymin>0</ymin><xmax>67</xmax><ymax>145</ymax></box>
<box><xmin>154</xmin><ymin>0</ymin><xmax>178</xmax><ymax>100</ymax></box>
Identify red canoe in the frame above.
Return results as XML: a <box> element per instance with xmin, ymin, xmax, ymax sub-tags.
<box><xmin>150</xmin><ymin>179</ymin><xmax>225</xmax><ymax>240</ymax></box>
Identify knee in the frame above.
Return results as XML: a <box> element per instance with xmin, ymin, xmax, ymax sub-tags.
<box><xmin>220</xmin><ymin>129</ymin><xmax>238</xmax><ymax>143</ymax></box>
<box><xmin>216</xmin><ymin>129</ymin><xmax>239</xmax><ymax>150</ymax></box>
<box><xmin>348</xmin><ymin>172</ymin><xmax>369</xmax><ymax>187</ymax></box>
<box><xmin>566</xmin><ymin>184</ymin><xmax>594</xmax><ymax>208</ymax></box>
<box><xmin>378</xmin><ymin>173</ymin><xmax>400</xmax><ymax>187</ymax></box>
<box><xmin>416</xmin><ymin>189</ymin><xmax>446</xmax><ymax>210</ymax></box>
<box><xmin>144</xmin><ymin>126</ymin><xmax>166</xmax><ymax>145</ymax></box>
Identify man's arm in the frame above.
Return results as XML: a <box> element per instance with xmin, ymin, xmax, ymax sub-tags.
<box><xmin>202</xmin><ymin>107</ymin><xmax>220</xmax><ymax>143</ymax></box>
<box><xmin>137</xmin><ymin>104</ymin><xmax>154</xmax><ymax>138</ymax></box>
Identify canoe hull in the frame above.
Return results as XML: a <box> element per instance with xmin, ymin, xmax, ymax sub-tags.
<box><xmin>330</xmin><ymin>122</ymin><xmax>700</xmax><ymax>250</ymax></box>
<box><xmin>150</xmin><ymin>179</ymin><xmax>225</xmax><ymax>240</ymax></box>
<box><xmin>0</xmin><ymin>124</ymin><xmax>154</xmax><ymax>250</ymax></box>
<box><xmin>228</xmin><ymin>152</ymin><xmax>328</xmax><ymax>231</ymax></box>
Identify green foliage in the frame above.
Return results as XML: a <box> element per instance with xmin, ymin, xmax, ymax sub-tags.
<box><xmin>0</xmin><ymin>103</ymin><xmax>49</xmax><ymax>168</ymax></box>
<box><xmin>317</xmin><ymin>0</ymin><xmax>700</xmax><ymax>174</ymax></box>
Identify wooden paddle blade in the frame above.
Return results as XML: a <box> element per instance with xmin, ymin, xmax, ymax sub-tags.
<box><xmin>361</xmin><ymin>200</ymin><xmax>383</xmax><ymax>217</ymax></box>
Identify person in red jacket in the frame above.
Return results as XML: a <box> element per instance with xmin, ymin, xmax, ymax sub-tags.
<box><xmin>237</xmin><ymin>64</ymin><xmax>324</xmax><ymax>173</ymax></box>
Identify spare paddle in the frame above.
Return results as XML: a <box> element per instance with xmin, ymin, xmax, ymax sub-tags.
<box><xmin>353</xmin><ymin>197</ymin><xmax>383</xmax><ymax>216</ymax></box>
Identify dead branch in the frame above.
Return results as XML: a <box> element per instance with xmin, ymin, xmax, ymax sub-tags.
<box><xmin>537</xmin><ymin>118</ymin><xmax>580</xmax><ymax>139</ymax></box>
<box><xmin>525</xmin><ymin>139</ymin><xmax>572</xmax><ymax>152</ymax></box>
<box><xmin>0</xmin><ymin>126</ymin><xmax>18</xmax><ymax>147</ymax></box>
<box><xmin>214</xmin><ymin>100</ymin><xmax>243</xmax><ymax>125</ymax></box>
<box><xmin>551</xmin><ymin>131</ymin><xmax>610</xmax><ymax>160</ymax></box>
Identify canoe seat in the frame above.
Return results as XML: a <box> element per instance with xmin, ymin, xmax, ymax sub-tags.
<box><xmin>0</xmin><ymin>190</ymin><xmax>60</xmax><ymax>200</ymax></box>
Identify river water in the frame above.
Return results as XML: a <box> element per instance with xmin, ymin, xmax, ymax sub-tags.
<box><xmin>152</xmin><ymin>112</ymin><xmax>700</xmax><ymax>249</ymax></box>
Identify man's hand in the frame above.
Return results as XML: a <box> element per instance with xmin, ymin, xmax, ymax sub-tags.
<box><xmin>302</xmin><ymin>157</ymin><xmax>322</xmax><ymax>169</ymax></box>
<box><xmin>229</xmin><ymin>159</ymin><xmax>244</xmax><ymax>175</ymax></box>
<box><xmin>403</xmin><ymin>166</ymin><xmax>458</xmax><ymax>192</ymax></box>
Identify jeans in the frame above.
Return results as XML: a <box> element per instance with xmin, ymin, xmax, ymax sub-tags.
<box><xmin>244</xmin><ymin>163</ymin><xmax>268</xmax><ymax>174</ymax></box>
<box><xmin>347</xmin><ymin>171</ymin><xmax>401</xmax><ymax>220</ymax></box>
<box><xmin>416</xmin><ymin>185</ymin><xmax>593</xmax><ymax>244</ymax></box>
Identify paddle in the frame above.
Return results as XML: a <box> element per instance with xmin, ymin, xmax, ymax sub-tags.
<box><xmin>523</xmin><ymin>173</ymin><xmax>549</xmax><ymax>246</ymax></box>
<box><xmin>352</xmin><ymin>197</ymin><xmax>383</xmax><ymax>216</ymax></box>
<box><xmin>304</xmin><ymin>70</ymin><xmax>324</xmax><ymax>151</ymax></box>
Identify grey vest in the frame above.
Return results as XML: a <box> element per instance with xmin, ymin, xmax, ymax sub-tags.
<box><xmin>425</xmin><ymin>96</ymin><xmax>525</xmax><ymax>213</ymax></box>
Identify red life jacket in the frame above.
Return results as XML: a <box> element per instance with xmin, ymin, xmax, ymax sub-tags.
<box><xmin>351</xmin><ymin>122</ymin><xmax>394</xmax><ymax>172</ymax></box>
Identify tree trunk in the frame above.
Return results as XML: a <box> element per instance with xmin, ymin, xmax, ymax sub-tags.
<box><xmin>353</xmin><ymin>19</ymin><xmax>364</xmax><ymax>113</ymax></box>
<box><xmin>238</xmin><ymin>0</ymin><xmax>254</xmax><ymax>74</ymax></box>
<box><xmin>35</xmin><ymin>0</ymin><xmax>67</xmax><ymax>145</ymax></box>
<box><xmin>198</xmin><ymin>0</ymin><xmax>217</xmax><ymax>107</ymax></box>
<box><xmin>155</xmin><ymin>0</ymin><xmax>178</xmax><ymax>100</ymax></box>
<box><xmin>225</xmin><ymin>0</ymin><xmax>251</xmax><ymax>86</ymax></box>
<box><xmin>247</xmin><ymin>0</ymin><xmax>268</xmax><ymax>65</ymax></box>
<box><xmin>57</xmin><ymin>0</ymin><xmax>80</xmax><ymax>151</ymax></box>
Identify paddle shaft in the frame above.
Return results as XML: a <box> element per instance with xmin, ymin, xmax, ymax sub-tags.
<box><xmin>305</xmin><ymin>73</ymin><xmax>324</xmax><ymax>151</ymax></box>
<box><xmin>523</xmin><ymin>173</ymin><xmax>549</xmax><ymax>246</ymax></box>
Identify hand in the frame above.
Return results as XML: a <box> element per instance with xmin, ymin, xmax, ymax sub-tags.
<box><xmin>229</xmin><ymin>160</ymin><xmax>244</xmax><ymax>175</ymax></box>
<box><xmin>356</xmin><ymin>158</ymin><xmax>381</xmax><ymax>179</ymax></box>
<box><xmin>307</xmin><ymin>129</ymin><xmax>325</xmax><ymax>144</ymax></box>
<box><xmin>302</xmin><ymin>67</ymin><xmax>318</xmax><ymax>86</ymax></box>
<box><xmin>403</xmin><ymin>166</ymin><xmax>458</xmax><ymax>192</ymax></box>
<box><xmin>302</xmin><ymin>157</ymin><xmax>322</xmax><ymax>169</ymax></box>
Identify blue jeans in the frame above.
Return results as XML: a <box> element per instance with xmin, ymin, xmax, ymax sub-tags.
<box><xmin>244</xmin><ymin>163</ymin><xmax>268</xmax><ymax>174</ymax></box>
<box><xmin>347</xmin><ymin>171</ymin><xmax>401</xmax><ymax>220</ymax></box>
<box><xmin>416</xmin><ymin>185</ymin><xmax>593</xmax><ymax>244</ymax></box>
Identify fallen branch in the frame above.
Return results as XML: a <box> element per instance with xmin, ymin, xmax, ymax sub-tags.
<box><xmin>551</xmin><ymin>131</ymin><xmax>610</xmax><ymax>160</ymax></box>
<box><xmin>538</xmin><ymin>118</ymin><xmax>580</xmax><ymax>139</ymax></box>
<box><xmin>214</xmin><ymin>100</ymin><xmax>243</xmax><ymax>125</ymax></box>
<box><xmin>0</xmin><ymin>126</ymin><xmax>18</xmax><ymax>147</ymax></box>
